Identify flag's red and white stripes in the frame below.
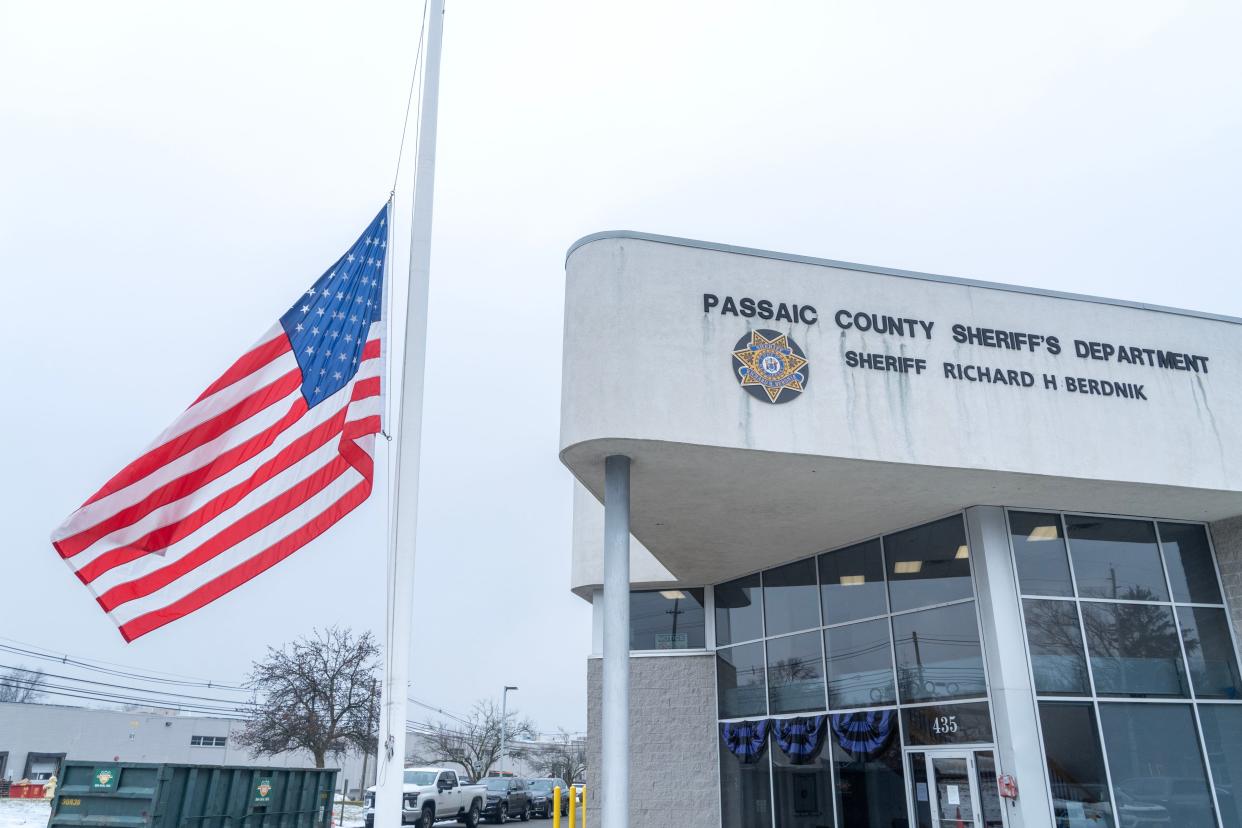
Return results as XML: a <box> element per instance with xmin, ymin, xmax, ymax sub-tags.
<box><xmin>51</xmin><ymin>323</ymin><xmax>382</xmax><ymax>641</ymax></box>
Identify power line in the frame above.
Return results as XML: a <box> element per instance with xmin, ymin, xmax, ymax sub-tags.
<box><xmin>0</xmin><ymin>663</ymin><xmax>253</xmax><ymax>707</ymax></box>
<box><xmin>0</xmin><ymin>638</ymin><xmax>249</xmax><ymax>691</ymax></box>
<box><xmin>5</xmin><ymin>682</ymin><xmax>250</xmax><ymax>718</ymax></box>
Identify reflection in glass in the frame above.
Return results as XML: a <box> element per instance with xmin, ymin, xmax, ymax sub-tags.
<box><xmin>764</xmin><ymin>558</ymin><xmax>821</xmax><ymax>637</ymax></box>
<box><xmin>1081</xmin><ymin>602</ymin><xmax>1189</xmax><ymax>697</ymax></box>
<box><xmin>886</xmin><ymin>516</ymin><xmax>974</xmax><ymax>612</ymax></box>
<box><xmin>892</xmin><ymin>601</ymin><xmax>987</xmax><ymax>703</ymax></box>
<box><xmin>767</xmin><ymin>632</ymin><xmax>826</xmax><ymax>714</ymax></box>
<box><xmin>1036</xmin><ymin>703</ymin><xmax>1115</xmax><ymax>828</ymax></box>
<box><xmin>1160</xmin><ymin>522</ymin><xmax>1224</xmax><ymax>605</ymax></box>
<box><xmin>716</xmin><ymin>574</ymin><xmax>763</xmax><ymax>646</ymax></box>
<box><xmin>909</xmin><ymin>753</ymin><xmax>933</xmax><ymax>828</ymax></box>
<box><xmin>1178</xmin><ymin>606</ymin><xmax>1242</xmax><ymax>699</ymax></box>
<box><xmin>1099</xmin><ymin>702</ymin><xmax>1217</xmax><ymax>828</ymax></box>
<box><xmin>629</xmin><ymin>588</ymin><xmax>705</xmax><ymax>650</ymax></box>
<box><xmin>825</xmin><ymin>619</ymin><xmax>895</xmax><ymax>709</ymax></box>
<box><xmin>717</xmin><ymin>642</ymin><xmax>767</xmax><ymax>718</ymax></box>
<box><xmin>901</xmin><ymin>702</ymin><xmax>993</xmax><ymax>746</ymax></box>
<box><xmin>931</xmin><ymin>757</ymin><xmax>975</xmax><ymax>824</ymax></box>
<box><xmin>772</xmin><ymin>738</ymin><xmax>833</xmax><ymax>828</ymax></box>
<box><xmin>1023</xmin><ymin>599</ymin><xmax>1090</xmax><ymax>695</ymax></box>
<box><xmin>1199</xmin><ymin>705</ymin><xmax>1242</xmax><ymax>828</ymax></box>
<box><xmin>974</xmin><ymin>751</ymin><xmax>1005</xmax><ymax>828</ymax></box>
<box><xmin>1066</xmin><ymin>516</ymin><xmax>1168</xmax><ymax>601</ymax></box>
<box><xmin>1009</xmin><ymin>511</ymin><xmax>1075</xmax><ymax>597</ymax></box>
<box><xmin>719</xmin><ymin>738</ymin><xmax>772</xmax><ymax>828</ymax></box>
<box><xmin>830</xmin><ymin>709</ymin><xmax>907</xmax><ymax>827</ymax></box>
<box><xmin>819</xmin><ymin>539</ymin><xmax>887</xmax><ymax>625</ymax></box>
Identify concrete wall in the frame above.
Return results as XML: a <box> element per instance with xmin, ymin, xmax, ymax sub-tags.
<box><xmin>0</xmin><ymin>702</ymin><xmax>368</xmax><ymax>793</ymax></box>
<box><xmin>1210</xmin><ymin>514</ymin><xmax>1242</xmax><ymax>636</ymax></box>
<box><xmin>586</xmin><ymin>655</ymin><xmax>718</xmax><ymax>828</ymax></box>
<box><xmin>561</xmin><ymin>234</ymin><xmax>1242</xmax><ymax>587</ymax></box>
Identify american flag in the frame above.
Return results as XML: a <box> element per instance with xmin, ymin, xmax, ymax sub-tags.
<box><xmin>52</xmin><ymin>205</ymin><xmax>390</xmax><ymax>641</ymax></box>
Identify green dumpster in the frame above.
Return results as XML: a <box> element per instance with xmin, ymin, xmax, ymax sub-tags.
<box><xmin>48</xmin><ymin>762</ymin><xmax>338</xmax><ymax>828</ymax></box>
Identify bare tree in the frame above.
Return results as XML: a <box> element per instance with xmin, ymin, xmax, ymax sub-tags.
<box><xmin>529</xmin><ymin>731</ymin><xmax>586</xmax><ymax>786</ymax></box>
<box><xmin>235</xmin><ymin>627</ymin><xmax>380</xmax><ymax>768</ymax></box>
<box><xmin>0</xmin><ymin>667</ymin><xmax>44</xmax><ymax>703</ymax></box>
<box><xmin>414</xmin><ymin>699</ymin><xmax>537</xmax><ymax>782</ymax></box>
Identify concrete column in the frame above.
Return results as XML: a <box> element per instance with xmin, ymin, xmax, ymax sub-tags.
<box><xmin>964</xmin><ymin>506</ymin><xmax>1053</xmax><ymax>828</ymax></box>
<box><xmin>602</xmin><ymin>455</ymin><xmax>631</xmax><ymax>828</ymax></box>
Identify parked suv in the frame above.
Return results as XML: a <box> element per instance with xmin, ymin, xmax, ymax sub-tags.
<box><xmin>364</xmin><ymin>768</ymin><xmax>486</xmax><ymax>827</ymax></box>
<box><xmin>525</xmin><ymin>779</ymin><xmax>569</xmax><ymax>819</ymax></box>
<box><xmin>480</xmin><ymin>776</ymin><xmax>530</xmax><ymax>823</ymax></box>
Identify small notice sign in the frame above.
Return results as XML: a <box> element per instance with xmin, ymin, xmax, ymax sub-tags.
<box><xmin>91</xmin><ymin>768</ymin><xmax>119</xmax><ymax>791</ymax></box>
<box><xmin>655</xmin><ymin>633</ymin><xmax>688</xmax><ymax>649</ymax></box>
<box><xmin>254</xmin><ymin>779</ymin><xmax>275</xmax><ymax>804</ymax></box>
<box><xmin>946</xmin><ymin>785</ymin><xmax>960</xmax><ymax>806</ymax></box>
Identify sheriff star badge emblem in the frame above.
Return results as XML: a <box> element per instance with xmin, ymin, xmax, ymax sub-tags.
<box><xmin>731</xmin><ymin>329</ymin><xmax>810</xmax><ymax>404</ymax></box>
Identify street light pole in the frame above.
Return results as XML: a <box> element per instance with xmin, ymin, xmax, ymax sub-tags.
<box><xmin>500</xmin><ymin>685</ymin><xmax>518</xmax><ymax>775</ymax></box>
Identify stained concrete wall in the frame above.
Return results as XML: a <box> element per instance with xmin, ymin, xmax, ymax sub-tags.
<box><xmin>586</xmin><ymin>655</ymin><xmax>719</xmax><ymax>828</ymax></box>
<box><xmin>1210</xmin><ymin>514</ymin><xmax>1242</xmax><ymax>635</ymax></box>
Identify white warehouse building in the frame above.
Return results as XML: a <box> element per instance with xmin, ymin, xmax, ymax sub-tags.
<box><xmin>0</xmin><ymin>701</ymin><xmax>370</xmax><ymax>793</ymax></box>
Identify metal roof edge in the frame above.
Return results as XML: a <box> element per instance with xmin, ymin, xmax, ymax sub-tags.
<box><xmin>565</xmin><ymin>230</ymin><xmax>1242</xmax><ymax>326</ymax></box>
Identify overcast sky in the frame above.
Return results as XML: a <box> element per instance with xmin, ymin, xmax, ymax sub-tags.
<box><xmin>2</xmin><ymin>0</ymin><xmax>1239</xmax><ymax>735</ymax></box>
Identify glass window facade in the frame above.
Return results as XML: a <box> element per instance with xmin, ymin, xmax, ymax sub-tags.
<box><xmin>717</xmin><ymin>574</ymin><xmax>764</xmax><ymax>646</ymax></box>
<box><xmin>766</xmin><ymin>631</ymin><xmax>826</xmax><ymax>714</ymax></box>
<box><xmin>1099</xmin><ymin>703</ymin><xmax>1216</xmax><ymax>828</ymax></box>
<box><xmin>1023</xmin><ymin>599</ymin><xmax>1089</xmax><ymax>695</ymax></box>
<box><xmin>716</xmin><ymin>514</ymin><xmax>992</xmax><ymax>828</ymax></box>
<box><xmin>825</xmin><ymin>618</ymin><xmax>894</xmax><ymax>709</ymax></box>
<box><xmin>819</xmin><ymin>539</ymin><xmax>886</xmax><ymax>624</ymax></box>
<box><xmin>884</xmin><ymin>516</ymin><xmax>973</xmax><ymax>612</ymax></box>
<box><xmin>1013</xmin><ymin>511</ymin><xmax>1240</xmax><ymax>828</ymax></box>
<box><xmin>629</xmin><ymin>588</ymin><xmax>705</xmax><ymax>650</ymax></box>
<box><xmin>711</xmin><ymin>510</ymin><xmax>1238</xmax><ymax>828</ymax></box>
<box><xmin>891</xmin><ymin>601</ymin><xmax>987</xmax><ymax>703</ymax></box>
<box><xmin>764</xmin><ymin>558</ymin><xmax>821</xmax><ymax>637</ymax></box>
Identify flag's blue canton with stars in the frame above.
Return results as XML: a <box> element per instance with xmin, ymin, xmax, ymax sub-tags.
<box><xmin>279</xmin><ymin>205</ymin><xmax>388</xmax><ymax>407</ymax></box>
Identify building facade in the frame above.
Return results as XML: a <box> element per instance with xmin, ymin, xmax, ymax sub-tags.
<box><xmin>0</xmin><ymin>702</ymin><xmax>370</xmax><ymax>794</ymax></box>
<box><xmin>560</xmin><ymin>232</ymin><xmax>1242</xmax><ymax>828</ymax></box>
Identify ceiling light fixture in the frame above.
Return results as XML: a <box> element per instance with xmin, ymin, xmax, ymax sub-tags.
<box><xmin>956</xmin><ymin>545</ymin><xmax>970</xmax><ymax>559</ymax></box>
<box><xmin>1027</xmin><ymin>525</ymin><xmax>1060</xmax><ymax>541</ymax></box>
<box><xmin>659</xmin><ymin>590</ymin><xmax>686</xmax><ymax>600</ymax></box>
<box><xmin>893</xmin><ymin>561</ymin><xmax>923</xmax><ymax>574</ymax></box>
<box><xmin>839</xmin><ymin>575</ymin><xmax>866</xmax><ymax>586</ymax></box>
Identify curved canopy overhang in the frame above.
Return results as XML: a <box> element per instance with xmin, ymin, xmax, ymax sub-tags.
<box><xmin>560</xmin><ymin>233</ymin><xmax>1242</xmax><ymax>590</ymax></box>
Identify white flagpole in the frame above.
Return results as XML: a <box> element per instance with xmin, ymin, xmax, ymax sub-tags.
<box><xmin>376</xmin><ymin>0</ymin><xmax>445</xmax><ymax>826</ymax></box>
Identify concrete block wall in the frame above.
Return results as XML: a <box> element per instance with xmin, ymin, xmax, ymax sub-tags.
<box><xmin>586</xmin><ymin>654</ymin><xmax>719</xmax><ymax>828</ymax></box>
<box><xmin>1210</xmin><ymin>515</ymin><xmax>1242</xmax><ymax>635</ymax></box>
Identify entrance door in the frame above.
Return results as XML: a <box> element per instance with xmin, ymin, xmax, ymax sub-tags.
<box><xmin>907</xmin><ymin>749</ymin><xmax>1006</xmax><ymax>828</ymax></box>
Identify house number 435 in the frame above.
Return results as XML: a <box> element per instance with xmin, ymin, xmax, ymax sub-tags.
<box><xmin>931</xmin><ymin>715</ymin><xmax>959</xmax><ymax>735</ymax></box>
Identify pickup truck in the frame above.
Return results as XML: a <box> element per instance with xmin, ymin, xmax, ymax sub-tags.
<box><xmin>364</xmin><ymin>768</ymin><xmax>487</xmax><ymax>828</ymax></box>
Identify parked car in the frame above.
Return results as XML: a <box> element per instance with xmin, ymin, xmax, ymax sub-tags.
<box><xmin>480</xmin><ymin>776</ymin><xmax>530</xmax><ymax>823</ymax></box>
<box><xmin>525</xmin><ymin>779</ymin><xmax>569</xmax><ymax>819</ymax></box>
<box><xmin>364</xmin><ymin>767</ymin><xmax>487</xmax><ymax>827</ymax></box>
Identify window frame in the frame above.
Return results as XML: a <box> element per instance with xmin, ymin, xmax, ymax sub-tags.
<box><xmin>712</xmin><ymin>510</ymin><xmax>999</xmax><ymax>828</ymax></box>
<box><xmin>1006</xmin><ymin>508</ymin><xmax>1242</xmax><ymax>828</ymax></box>
<box><xmin>627</xmin><ymin>586</ymin><xmax>710</xmax><ymax>655</ymax></box>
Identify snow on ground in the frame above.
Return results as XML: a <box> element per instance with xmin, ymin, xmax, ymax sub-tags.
<box><xmin>0</xmin><ymin>798</ymin><xmax>50</xmax><ymax>828</ymax></box>
<box><xmin>1</xmin><ymin>798</ymin><xmax>362</xmax><ymax>828</ymax></box>
<box><xmin>335</xmin><ymin>802</ymin><xmax>366</xmax><ymax>828</ymax></box>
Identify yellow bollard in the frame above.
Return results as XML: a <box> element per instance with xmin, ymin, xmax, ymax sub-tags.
<box><xmin>580</xmin><ymin>786</ymin><xmax>587</xmax><ymax>828</ymax></box>
<box><xmin>552</xmin><ymin>787</ymin><xmax>561</xmax><ymax>828</ymax></box>
<box><xmin>568</xmin><ymin>785</ymin><xmax>577</xmax><ymax>828</ymax></box>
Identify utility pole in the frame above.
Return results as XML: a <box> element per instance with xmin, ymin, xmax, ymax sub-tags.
<box><xmin>499</xmin><ymin>686</ymin><xmax>518</xmax><ymax>775</ymax></box>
